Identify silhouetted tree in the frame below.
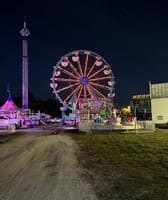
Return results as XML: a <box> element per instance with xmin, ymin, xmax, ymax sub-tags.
<box><xmin>13</xmin><ymin>92</ymin><xmax>61</xmax><ymax>117</ymax></box>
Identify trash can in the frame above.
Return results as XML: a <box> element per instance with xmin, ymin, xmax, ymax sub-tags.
<box><xmin>8</xmin><ymin>124</ymin><xmax>16</xmax><ymax>133</ymax></box>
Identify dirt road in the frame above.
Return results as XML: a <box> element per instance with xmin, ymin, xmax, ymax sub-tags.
<box><xmin>0</xmin><ymin>133</ymin><xmax>97</xmax><ymax>200</ymax></box>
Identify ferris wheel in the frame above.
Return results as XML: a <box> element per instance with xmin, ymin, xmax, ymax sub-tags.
<box><xmin>50</xmin><ymin>50</ymin><xmax>115</xmax><ymax>105</ymax></box>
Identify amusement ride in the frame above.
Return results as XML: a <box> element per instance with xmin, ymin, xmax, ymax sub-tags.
<box><xmin>50</xmin><ymin>50</ymin><xmax>115</xmax><ymax>127</ymax></box>
<box><xmin>50</xmin><ymin>50</ymin><xmax>115</xmax><ymax>104</ymax></box>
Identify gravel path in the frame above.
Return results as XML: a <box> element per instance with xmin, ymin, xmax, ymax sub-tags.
<box><xmin>0</xmin><ymin>133</ymin><xmax>97</xmax><ymax>200</ymax></box>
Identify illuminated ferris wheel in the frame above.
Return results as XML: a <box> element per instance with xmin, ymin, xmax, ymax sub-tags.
<box><xmin>50</xmin><ymin>50</ymin><xmax>115</xmax><ymax>105</ymax></box>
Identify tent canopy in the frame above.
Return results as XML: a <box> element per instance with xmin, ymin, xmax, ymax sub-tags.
<box><xmin>0</xmin><ymin>96</ymin><xmax>20</xmax><ymax>112</ymax></box>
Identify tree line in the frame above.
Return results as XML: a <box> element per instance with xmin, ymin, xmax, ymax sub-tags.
<box><xmin>3</xmin><ymin>92</ymin><xmax>62</xmax><ymax>117</ymax></box>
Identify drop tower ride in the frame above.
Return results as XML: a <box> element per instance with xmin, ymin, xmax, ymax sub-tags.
<box><xmin>20</xmin><ymin>21</ymin><xmax>30</xmax><ymax>109</ymax></box>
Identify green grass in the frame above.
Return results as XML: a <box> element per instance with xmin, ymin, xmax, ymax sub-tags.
<box><xmin>71</xmin><ymin>129</ymin><xmax>168</xmax><ymax>200</ymax></box>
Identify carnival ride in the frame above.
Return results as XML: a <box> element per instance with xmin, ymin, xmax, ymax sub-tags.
<box><xmin>50</xmin><ymin>50</ymin><xmax>146</xmax><ymax>131</ymax></box>
<box><xmin>50</xmin><ymin>50</ymin><xmax>115</xmax><ymax>125</ymax></box>
<box><xmin>50</xmin><ymin>50</ymin><xmax>115</xmax><ymax>104</ymax></box>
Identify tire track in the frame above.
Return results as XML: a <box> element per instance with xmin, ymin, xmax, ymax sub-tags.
<box><xmin>0</xmin><ymin>134</ymin><xmax>97</xmax><ymax>200</ymax></box>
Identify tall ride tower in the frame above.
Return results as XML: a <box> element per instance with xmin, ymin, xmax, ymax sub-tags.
<box><xmin>20</xmin><ymin>21</ymin><xmax>30</xmax><ymax>109</ymax></box>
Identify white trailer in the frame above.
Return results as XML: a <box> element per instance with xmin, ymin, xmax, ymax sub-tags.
<box><xmin>151</xmin><ymin>98</ymin><xmax>168</xmax><ymax>124</ymax></box>
<box><xmin>150</xmin><ymin>82</ymin><xmax>168</xmax><ymax>125</ymax></box>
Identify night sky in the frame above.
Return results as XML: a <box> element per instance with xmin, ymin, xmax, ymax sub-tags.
<box><xmin>0</xmin><ymin>0</ymin><xmax>168</xmax><ymax>105</ymax></box>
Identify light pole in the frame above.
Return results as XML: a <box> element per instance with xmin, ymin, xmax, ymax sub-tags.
<box><xmin>134</xmin><ymin>103</ymin><xmax>137</xmax><ymax>133</ymax></box>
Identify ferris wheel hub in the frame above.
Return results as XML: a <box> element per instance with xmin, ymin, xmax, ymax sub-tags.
<box><xmin>81</xmin><ymin>76</ymin><xmax>88</xmax><ymax>85</ymax></box>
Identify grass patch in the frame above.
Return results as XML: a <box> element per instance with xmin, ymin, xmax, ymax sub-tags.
<box><xmin>71</xmin><ymin>129</ymin><xmax>168</xmax><ymax>200</ymax></box>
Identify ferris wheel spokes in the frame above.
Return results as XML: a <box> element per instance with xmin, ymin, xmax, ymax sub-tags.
<box><xmin>56</xmin><ymin>82</ymin><xmax>79</xmax><ymax>93</ymax></box>
<box><xmin>88</xmin><ymin>65</ymin><xmax>108</xmax><ymax>79</ymax></box>
<box><xmin>76</xmin><ymin>85</ymin><xmax>83</xmax><ymax>104</ymax></box>
<box><xmin>57</xmin><ymin>66</ymin><xmax>77</xmax><ymax>79</ymax></box>
<box><xmin>83</xmin><ymin>85</ymin><xmax>87</xmax><ymax>98</ymax></box>
<box><xmin>90</xmin><ymin>76</ymin><xmax>112</xmax><ymax>82</ymax></box>
<box><xmin>89</xmin><ymin>84</ymin><xmax>106</xmax><ymax>98</ymax></box>
<box><xmin>66</xmin><ymin>58</ymin><xmax>81</xmax><ymax>77</ymax></box>
<box><xmin>54</xmin><ymin>77</ymin><xmax>79</xmax><ymax>82</ymax></box>
<box><xmin>84</xmin><ymin>53</ymin><xmax>89</xmax><ymax>76</ymax></box>
<box><xmin>87</xmin><ymin>60</ymin><xmax>97</xmax><ymax>77</ymax></box>
<box><xmin>86</xmin><ymin>85</ymin><xmax>94</xmax><ymax>98</ymax></box>
<box><xmin>89</xmin><ymin>82</ymin><xmax>112</xmax><ymax>91</ymax></box>
<box><xmin>64</xmin><ymin>84</ymin><xmax>81</xmax><ymax>103</ymax></box>
<box><xmin>76</xmin><ymin>59</ymin><xmax>83</xmax><ymax>76</ymax></box>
